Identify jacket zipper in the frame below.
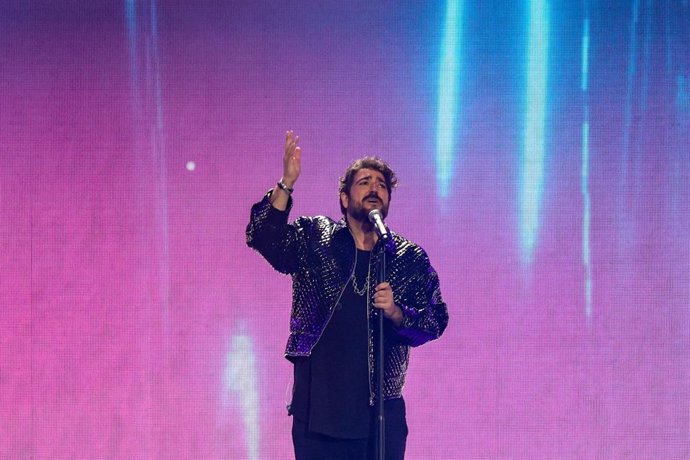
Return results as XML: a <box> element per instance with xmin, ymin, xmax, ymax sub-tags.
<box><xmin>308</xmin><ymin>231</ymin><xmax>358</xmax><ymax>353</ymax></box>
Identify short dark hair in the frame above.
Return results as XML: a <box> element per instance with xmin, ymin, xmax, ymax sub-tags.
<box><xmin>338</xmin><ymin>156</ymin><xmax>398</xmax><ymax>215</ymax></box>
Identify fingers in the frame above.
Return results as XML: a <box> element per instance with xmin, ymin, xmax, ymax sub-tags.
<box><xmin>285</xmin><ymin>130</ymin><xmax>297</xmax><ymax>144</ymax></box>
<box><xmin>372</xmin><ymin>282</ymin><xmax>393</xmax><ymax>309</ymax></box>
<box><xmin>285</xmin><ymin>130</ymin><xmax>300</xmax><ymax>158</ymax></box>
<box><xmin>372</xmin><ymin>283</ymin><xmax>402</xmax><ymax>325</ymax></box>
<box><xmin>283</xmin><ymin>130</ymin><xmax>302</xmax><ymax>185</ymax></box>
<box><xmin>374</xmin><ymin>282</ymin><xmax>391</xmax><ymax>292</ymax></box>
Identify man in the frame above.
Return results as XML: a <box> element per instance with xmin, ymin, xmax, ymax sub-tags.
<box><xmin>246</xmin><ymin>131</ymin><xmax>448</xmax><ymax>460</ymax></box>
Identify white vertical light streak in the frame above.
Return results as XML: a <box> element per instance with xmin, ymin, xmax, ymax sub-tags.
<box><xmin>225</xmin><ymin>334</ymin><xmax>260</xmax><ymax>460</ymax></box>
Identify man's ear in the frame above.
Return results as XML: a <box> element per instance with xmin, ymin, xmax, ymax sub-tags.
<box><xmin>340</xmin><ymin>192</ymin><xmax>349</xmax><ymax>211</ymax></box>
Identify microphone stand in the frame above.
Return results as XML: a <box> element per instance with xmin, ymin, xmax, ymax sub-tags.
<box><xmin>375</xmin><ymin>239</ymin><xmax>386</xmax><ymax>460</ymax></box>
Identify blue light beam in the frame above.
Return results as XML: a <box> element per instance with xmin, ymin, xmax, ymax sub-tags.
<box><xmin>520</xmin><ymin>0</ymin><xmax>550</xmax><ymax>263</ymax></box>
<box><xmin>581</xmin><ymin>18</ymin><xmax>593</xmax><ymax>320</ymax></box>
<box><xmin>435</xmin><ymin>0</ymin><xmax>463</xmax><ymax>199</ymax></box>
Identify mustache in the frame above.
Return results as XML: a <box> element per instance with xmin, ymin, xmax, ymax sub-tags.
<box><xmin>364</xmin><ymin>193</ymin><xmax>381</xmax><ymax>202</ymax></box>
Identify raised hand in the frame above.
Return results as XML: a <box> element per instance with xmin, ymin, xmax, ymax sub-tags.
<box><xmin>282</xmin><ymin>130</ymin><xmax>302</xmax><ymax>187</ymax></box>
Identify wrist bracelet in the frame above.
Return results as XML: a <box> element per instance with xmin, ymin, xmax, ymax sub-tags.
<box><xmin>277</xmin><ymin>180</ymin><xmax>294</xmax><ymax>194</ymax></box>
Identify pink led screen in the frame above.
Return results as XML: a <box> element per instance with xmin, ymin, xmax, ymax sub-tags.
<box><xmin>1</xmin><ymin>1</ymin><xmax>689</xmax><ymax>458</ymax></box>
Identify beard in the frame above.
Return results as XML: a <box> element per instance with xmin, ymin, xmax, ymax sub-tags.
<box><xmin>347</xmin><ymin>193</ymin><xmax>389</xmax><ymax>223</ymax></box>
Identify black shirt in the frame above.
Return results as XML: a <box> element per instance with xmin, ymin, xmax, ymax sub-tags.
<box><xmin>290</xmin><ymin>249</ymin><xmax>372</xmax><ymax>439</ymax></box>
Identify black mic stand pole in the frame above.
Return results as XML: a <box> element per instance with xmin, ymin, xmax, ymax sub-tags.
<box><xmin>376</xmin><ymin>240</ymin><xmax>386</xmax><ymax>460</ymax></box>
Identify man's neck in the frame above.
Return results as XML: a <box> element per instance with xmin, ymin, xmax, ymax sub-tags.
<box><xmin>346</xmin><ymin>215</ymin><xmax>378</xmax><ymax>251</ymax></box>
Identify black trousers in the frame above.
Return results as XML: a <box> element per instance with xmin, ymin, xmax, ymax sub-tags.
<box><xmin>292</xmin><ymin>398</ymin><xmax>408</xmax><ymax>460</ymax></box>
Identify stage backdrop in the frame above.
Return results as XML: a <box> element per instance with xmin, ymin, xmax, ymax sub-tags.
<box><xmin>2</xmin><ymin>1</ymin><xmax>689</xmax><ymax>459</ymax></box>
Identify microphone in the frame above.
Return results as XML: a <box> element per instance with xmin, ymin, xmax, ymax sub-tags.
<box><xmin>368</xmin><ymin>209</ymin><xmax>390</xmax><ymax>241</ymax></box>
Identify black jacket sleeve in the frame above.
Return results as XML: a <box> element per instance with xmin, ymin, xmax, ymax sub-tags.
<box><xmin>246</xmin><ymin>191</ymin><xmax>301</xmax><ymax>275</ymax></box>
<box><xmin>394</xmin><ymin>248</ymin><xmax>449</xmax><ymax>347</ymax></box>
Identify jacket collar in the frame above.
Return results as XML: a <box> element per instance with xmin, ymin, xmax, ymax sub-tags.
<box><xmin>334</xmin><ymin>217</ymin><xmax>396</xmax><ymax>255</ymax></box>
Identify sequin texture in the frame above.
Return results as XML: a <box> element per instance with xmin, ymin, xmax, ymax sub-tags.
<box><xmin>247</xmin><ymin>191</ymin><xmax>449</xmax><ymax>403</ymax></box>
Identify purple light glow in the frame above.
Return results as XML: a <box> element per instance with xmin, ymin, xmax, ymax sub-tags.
<box><xmin>0</xmin><ymin>2</ymin><xmax>688</xmax><ymax>459</ymax></box>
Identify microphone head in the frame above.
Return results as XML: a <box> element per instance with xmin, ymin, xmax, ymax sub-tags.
<box><xmin>368</xmin><ymin>209</ymin><xmax>389</xmax><ymax>240</ymax></box>
<box><xmin>368</xmin><ymin>209</ymin><xmax>383</xmax><ymax>223</ymax></box>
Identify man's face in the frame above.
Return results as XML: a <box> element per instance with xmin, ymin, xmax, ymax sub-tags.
<box><xmin>340</xmin><ymin>168</ymin><xmax>390</xmax><ymax>222</ymax></box>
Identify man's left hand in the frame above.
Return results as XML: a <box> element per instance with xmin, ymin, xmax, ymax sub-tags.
<box><xmin>373</xmin><ymin>282</ymin><xmax>403</xmax><ymax>327</ymax></box>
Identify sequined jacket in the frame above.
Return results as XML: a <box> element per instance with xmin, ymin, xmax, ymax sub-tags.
<box><xmin>246</xmin><ymin>191</ymin><xmax>449</xmax><ymax>404</ymax></box>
